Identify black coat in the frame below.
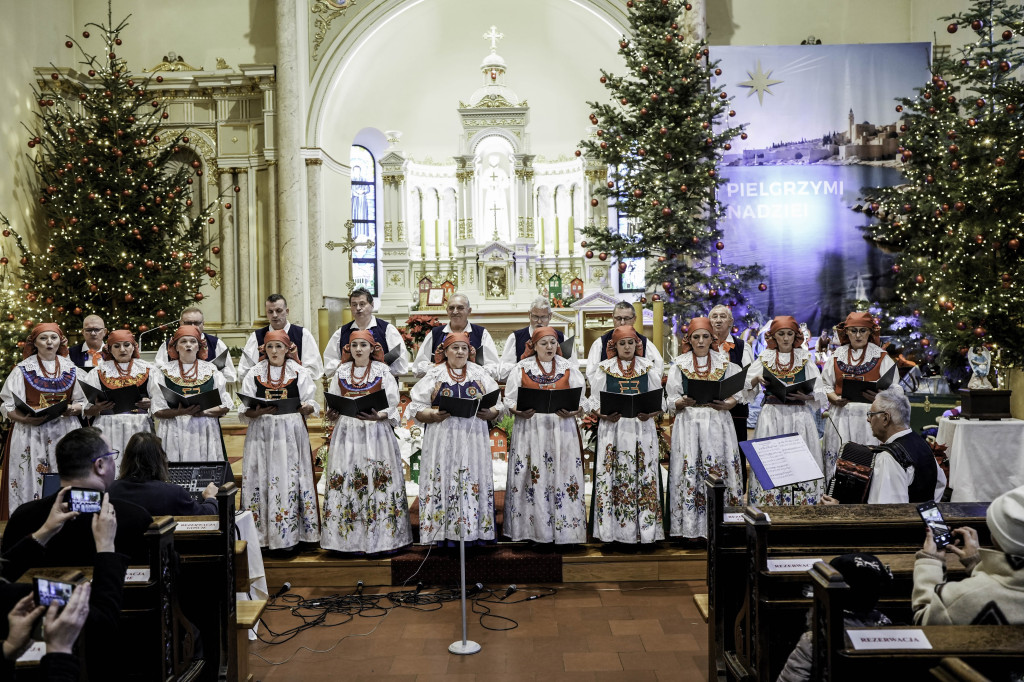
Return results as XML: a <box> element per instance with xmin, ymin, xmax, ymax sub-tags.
<box><xmin>109</xmin><ymin>479</ymin><xmax>218</xmax><ymax>517</ymax></box>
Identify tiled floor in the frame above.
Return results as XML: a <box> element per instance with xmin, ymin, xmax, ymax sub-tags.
<box><xmin>248</xmin><ymin>580</ymin><xmax>708</xmax><ymax>681</ymax></box>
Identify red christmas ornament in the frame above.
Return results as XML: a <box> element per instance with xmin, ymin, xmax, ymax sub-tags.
<box><xmin>194</xmin><ymin>293</ymin><xmax>204</xmax><ymax>301</ymax></box>
<box><xmin>173</xmin><ymin>281</ymin><xmax>182</xmax><ymax>288</ymax></box>
<box><xmin>574</xmin><ymin>149</ymin><xmax>582</xmax><ymax>157</ymax></box>
<box><xmin>891</xmin><ymin>264</ymin><xmax>900</xmax><ymax>273</ymax></box>
<box><xmin>126</xmin><ymin>262</ymin><xmax>134</xmax><ymax>270</ymax></box>
<box><xmin>947</xmin><ymin>23</ymin><xmax>958</xmax><ymax>33</ymax></box>
<box><xmin>758</xmin><ymin>283</ymin><xmax>767</xmax><ymax>292</ymax></box>
<box><xmin>662</xmin><ymin>207</ymin><xmax>672</xmax><ymax>217</ymax></box>
<box><xmin>971</xmin><ymin>19</ymin><xmax>983</xmax><ymax>30</ymax></box>
<box><xmin>715</xmin><ymin>241</ymin><xmax>725</xmax><ymax>250</ymax></box>
<box><xmin>73</xmin><ymin>307</ymin><xmax>82</xmax><ymax>316</ymax></box>
<box><xmin>974</xmin><ymin>326</ymin><xmax>985</xmax><ymax>337</ymax></box>
<box><xmin>597</xmin><ymin>252</ymin><xmax>608</xmax><ymax>261</ymax></box>
<box><xmin>124</xmin><ymin>293</ymin><xmax>134</xmax><ymax>303</ymax></box>
<box><xmin>915</xmin><ymin>274</ymin><xmax>925</xmax><ymax>284</ymax></box>
<box><xmin>1009</xmin><ymin>239</ymin><xmax>1020</xmax><ymax>250</ymax></box>
<box><xmin>182</xmin><ymin>261</ymin><xmax>192</xmax><ymax>270</ymax></box>
<box><xmin>921</xmin><ymin>338</ymin><xmax>931</xmax><ymax>347</ymax></box>
<box><xmin>585</xmin><ymin>250</ymin><xmax>594</xmax><ymax>259</ymax></box>
<box><xmin>206</xmin><ymin>269</ymin><xmax>217</xmax><ymax>278</ymax></box>
<box><xmin>618</xmin><ymin>262</ymin><xmax>628</xmax><ymax>273</ymax></box>
<box><xmin>976</xmin><ymin>98</ymin><xmax>986</xmax><ymax>108</ymax></box>
<box><xmin>951</xmin><ymin>160</ymin><xmax>960</xmax><ymax>170</ymax></box>
<box><xmin>89</xmin><ymin>284</ymin><xmax>98</xmax><ymax>293</ymax></box>
<box><xmin>996</xmin><ymin>157</ymin><xmax>1006</xmax><ymax>166</ymax></box>
<box><xmin>679</xmin><ymin>185</ymin><xmax>688</xmax><ymax>193</ymax></box>
<box><xmin>740</xmin><ymin>133</ymin><xmax>748</xmax><ymax>140</ymax></box>
<box><xmin>591</xmin><ymin>198</ymin><xmax>599</xmax><ymax>207</ymax></box>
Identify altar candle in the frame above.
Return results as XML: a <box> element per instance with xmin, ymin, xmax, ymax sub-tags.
<box><xmin>653</xmin><ymin>299</ymin><xmax>664</xmax><ymax>355</ymax></box>
<box><xmin>434</xmin><ymin>220</ymin><xmax>440</xmax><ymax>259</ymax></box>
<box><xmin>540</xmin><ymin>217</ymin><xmax>545</xmax><ymax>255</ymax></box>
<box><xmin>554</xmin><ymin>217</ymin><xmax>560</xmax><ymax>256</ymax></box>
<box><xmin>568</xmin><ymin>216</ymin><xmax>575</xmax><ymax>254</ymax></box>
<box><xmin>448</xmin><ymin>219</ymin><xmax>453</xmax><ymax>258</ymax></box>
<box><xmin>420</xmin><ymin>220</ymin><xmax>426</xmax><ymax>259</ymax></box>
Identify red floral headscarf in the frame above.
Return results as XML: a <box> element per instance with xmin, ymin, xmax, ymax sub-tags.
<box><xmin>101</xmin><ymin>330</ymin><xmax>140</xmax><ymax>361</ymax></box>
<box><xmin>766</xmin><ymin>316</ymin><xmax>804</xmax><ymax>350</ymax></box>
<box><xmin>606</xmin><ymin>325</ymin><xmax>641</xmax><ymax>360</ymax></box>
<box><xmin>23</xmin><ymin>323</ymin><xmax>69</xmax><ymax>359</ymax></box>
<box><xmin>259</xmin><ymin>329</ymin><xmax>301</xmax><ymax>364</ymax></box>
<box><xmin>520</xmin><ymin>326</ymin><xmax>562</xmax><ymax>360</ymax></box>
<box><xmin>340</xmin><ymin>329</ymin><xmax>384</xmax><ymax>365</ymax></box>
<box><xmin>836</xmin><ymin>311</ymin><xmax>881</xmax><ymax>346</ymax></box>
<box><xmin>434</xmin><ymin>331</ymin><xmax>477</xmax><ymax>365</ymax></box>
<box><xmin>166</xmin><ymin>325</ymin><xmax>208</xmax><ymax>361</ymax></box>
<box><xmin>679</xmin><ymin>317</ymin><xmax>714</xmax><ymax>355</ymax></box>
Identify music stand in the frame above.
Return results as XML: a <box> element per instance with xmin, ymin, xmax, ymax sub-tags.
<box><xmin>448</xmin><ymin>528</ymin><xmax>481</xmax><ymax>655</ymax></box>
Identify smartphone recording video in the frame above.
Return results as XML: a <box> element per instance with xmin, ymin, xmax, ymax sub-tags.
<box><xmin>917</xmin><ymin>501</ymin><xmax>953</xmax><ymax>548</ymax></box>
<box><xmin>68</xmin><ymin>488</ymin><xmax>102</xmax><ymax>514</ymax></box>
<box><xmin>34</xmin><ymin>577</ymin><xmax>73</xmax><ymax>609</ymax></box>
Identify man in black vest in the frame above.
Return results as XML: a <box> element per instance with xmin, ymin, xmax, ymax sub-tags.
<box><xmin>585</xmin><ymin>301</ymin><xmax>663</xmax><ymax>387</ymax></box>
<box><xmin>863</xmin><ymin>386</ymin><xmax>944</xmax><ymax>503</ymax></box>
<box><xmin>411</xmin><ymin>293</ymin><xmax>500</xmax><ymax>379</ymax></box>
<box><xmin>237</xmin><ymin>294</ymin><xmax>324</xmax><ymax>380</ymax></box>
<box><xmin>153</xmin><ymin>307</ymin><xmax>238</xmax><ymax>382</ymax></box>
<box><xmin>68</xmin><ymin>315</ymin><xmax>106</xmax><ymax>371</ymax></box>
<box><xmin>709</xmin><ymin>305</ymin><xmax>754</xmax><ymax>479</ymax></box>
<box><xmin>498</xmin><ymin>296</ymin><xmax>576</xmax><ymax>381</ymax></box>
<box><xmin>323</xmin><ymin>287</ymin><xmax>408</xmax><ymax>377</ymax></box>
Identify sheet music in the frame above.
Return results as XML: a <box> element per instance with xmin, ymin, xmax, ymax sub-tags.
<box><xmin>742</xmin><ymin>433</ymin><xmax>824</xmax><ymax>490</ymax></box>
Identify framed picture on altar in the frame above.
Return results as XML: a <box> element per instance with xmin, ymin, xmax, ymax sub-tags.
<box><xmin>426</xmin><ymin>288</ymin><xmax>446</xmax><ymax>307</ymax></box>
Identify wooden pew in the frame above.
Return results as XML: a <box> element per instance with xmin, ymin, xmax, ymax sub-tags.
<box><xmin>719</xmin><ymin>499</ymin><xmax>990</xmax><ymax>682</ymax></box>
<box><xmin>930</xmin><ymin>658</ymin><xmax>996</xmax><ymax>682</ymax></box>
<box><xmin>706</xmin><ymin>474</ymin><xmax>746</xmax><ymax>681</ymax></box>
<box><xmin>17</xmin><ymin>516</ymin><xmax>201</xmax><ymax>681</ymax></box>
<box><xmin>170</xmin><ymin>483</ymin><xmax>239</xmax><ymax>682</ymax></box>
<box><xmin>810</xmin><ymin>561</ymin><xmax>1024</xmax><ymax>681</ymax></box>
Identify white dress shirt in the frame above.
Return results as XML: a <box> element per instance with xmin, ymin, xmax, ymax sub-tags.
<box><xmin>411</xmin><ymin>322</ymin><xmax>500</xmax><ymax>380</ymax></box>
<box><xmin>868</xmin><ymin>428</ymin><xmax>946</xmax><ymax>504</ymax></box>
<box><xmin>498</xmin><ymin>327</ymin><xmax>578</xmax><ymax>382</ymax></box>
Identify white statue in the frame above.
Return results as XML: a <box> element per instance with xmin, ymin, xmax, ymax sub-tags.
<box><xmin>967</xmin><ymin>346</ymin><xmax>994</xmax><ymax>390</ymax></box>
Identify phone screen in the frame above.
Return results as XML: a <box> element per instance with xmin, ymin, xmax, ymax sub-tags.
<box><xmin>917</xmin><ymin>502</ymin><xmax>953</xmax><ymax>548</ymax></box>
<box><xmin>34</xmin><ymin>577</ymin><xmax>73</xmax><ymax>608</ymax></box>
<box><xmin>69</xmin><ymin>488</ymin><xmax>102</xmax><ymax>514</ymax></box>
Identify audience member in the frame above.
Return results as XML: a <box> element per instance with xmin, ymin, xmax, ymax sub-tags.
<box><xmin>0</xmin><ymin>583</ymin><xmax>91</xmax><ymax>680</ymax></box>
<box><xmin>109</xmin><ymin>432</ymin><xmax>219</xmax><ymax>516</ymax></box>
<box><xmin>913</xmin><ymin>484</ymin><xmax>1024</xmax><ymax>625</ymax></box>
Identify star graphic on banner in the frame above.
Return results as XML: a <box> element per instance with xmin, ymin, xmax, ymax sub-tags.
<box><xmin>738</xmin><ymin>60</ymin><xmax>784</xmax><ymax>105</ymax></box>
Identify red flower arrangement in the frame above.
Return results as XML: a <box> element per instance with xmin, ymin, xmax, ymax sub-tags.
<box><xmin>399</xmin><ymin>314</ymin><xmax>442</xmax><ymax>354</ymax></box>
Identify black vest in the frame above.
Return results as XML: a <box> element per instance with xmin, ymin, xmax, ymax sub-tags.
<box><xmin>255</xmin><ymin>325</ymin><xmax>304</xmax><ymax>356</ymax></box>
<box><xmin>726</xmin><ymin>339</ymin><xmax>750</xmax><ymax>419</ymax></box>
<box><xmin>513</xmin><ymin>326</ymin><xmax>564</xmax><ymax>361</ymax></box>
<box><xmin>599</xmin><ymin>329</ymin><xmax>648</xmax><ymax>358</ymax></box>
<box><xmin>877</xmin><ymin>432</ymin><xmax>939</xmax><ymax>503</ymax></box>
<box><xmin>337</xmin><ymin>319</ymin><xmax>391</xmax><ymax>356</ymax></box>
<box><xmin>68</xmin><ymin>344</ymin><xmax>93</xmax><ymax>369</ymax></box>
<box><xmin>431</xmin><ymin>324</ymin><xmax>485</xmax><ymax>365</ymax></box>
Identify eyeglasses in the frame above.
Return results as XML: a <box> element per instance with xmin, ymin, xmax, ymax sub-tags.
<box><xmin>613</xmin><ymin>315</ymin><xmax>636</xmax><ymax>323</ymax></box>
<box><xmin>83</xmin><ymin>328</ymin><xmax>106</xmax><ymax>334</ymax></box>
<box><xmin>866</xmin><ymin>411</ymin><xmax>888</xmax><ymax>420</ymax></box>
<box><xmin>91</xmin><ymin>450</ymin><xmax>119</xmax><ymax>462</ymax></box>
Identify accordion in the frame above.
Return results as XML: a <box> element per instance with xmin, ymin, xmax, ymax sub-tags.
<box><xmin>828</xmin><ymin>442</ymin><xmax>878</xmax><ymax>504</ymax></box>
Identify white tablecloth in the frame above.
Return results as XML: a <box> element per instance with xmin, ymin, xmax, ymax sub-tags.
<box><xmin>936</xmin><ymin>417</ymin><xmax>1024</xmax><ymax>502</ymax></box>
<box><xmin>235</xmin><ymin>510</ymin><xmax>268</xmax><ymax>639</ymax></box>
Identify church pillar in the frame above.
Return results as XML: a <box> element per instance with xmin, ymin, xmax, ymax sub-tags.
<box><xmin>236</xmin><ymin>168</ymin><xmax>253</xmax><ymax>326</ymax></box>
<box><xmin>305</xmin><ymin>157</ymin><xmax>324</xmax><ymax>329</ymax></box>
<box><xmin>259</xmin><ymin>82</ymin><xmax>279</xmax><ymax>292</ymax></box>
<box><xmin>273</xmin><ymin>0</ymin><xmax>309</xmax><ymax>325</ymax></box>
<box><xmin>217</xmin><ymin>169</ymin><xmax>238</xmax><ymax>325</ymax></box>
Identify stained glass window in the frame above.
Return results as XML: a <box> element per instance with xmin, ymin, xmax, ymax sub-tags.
<box><xmin>614</xmin><ymin>166</ymin><xmax>645</xmax><ymax>293</ymax></box>
<box><xmin>350</xmin><ymin>145</ymin><xmax>377</xmax><ymax>295</ymax></box>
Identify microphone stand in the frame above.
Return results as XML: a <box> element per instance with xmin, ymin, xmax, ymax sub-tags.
<box><xmin>137</xmin><ymin>319</ymin><xmax>180</xmax><ymax>353</ymax></box>
<box><xmin>448</xmin><ymin>524</ymin><xmax>481</xmax><ymax>655</ymax></box>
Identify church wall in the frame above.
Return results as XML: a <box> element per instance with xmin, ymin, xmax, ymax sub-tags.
<box><xmin>0</xmin><ymin>1</ymin><xmax>74</xmax><ymax>244</ymax></box>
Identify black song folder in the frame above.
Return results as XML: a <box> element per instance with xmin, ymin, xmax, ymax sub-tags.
<box><xmin>516</xmin><ymin>386</ymin><xmax>582</xmax><ymax>414</ymax></box>
<box><xmin>683</xmin><ymin>365</ymin><xmax>748</xmax><ymax>404</ymax></box>
<box><xmin>80</xmin><ymin>382</ymin><xmax>148</xmax><ymax>414</ymax></box>
<box><xmin>840</xmin><ymin>366</ymin><xmax>896</xmax><ymax>403</ymax></box>
<box><xmin>599</xmin><ymin>388</ymin><xmax>664</xmax><ymax>419</ymax></box>
<box><xmin>237</xmin><ymin>393</ymin><xmax>302</xmax><ymax>415</ymax></box>
<box><xmin>324</xmin><ymin>390</ymin><xmax>390</xmax><ymax>418</ymax></box>
<box><xmin>158</xmin><ymin>384</ymin><xmax>223</xmax><ymax>411</ymax></box>
<box><xmin>13</xmin><ymin>396</ymin><xmax>69</xmax><ymax>424</ymax></box>
<box><xmin>762</xmin><ymin>371</ymin><xmax>816</xmax><ymax>404</ymax></box>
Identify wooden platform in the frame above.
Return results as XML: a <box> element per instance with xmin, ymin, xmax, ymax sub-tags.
<box><xmin>262</xmin><ymin>543</ymin><xmax>707</xmax><ymax>588</ymax></box>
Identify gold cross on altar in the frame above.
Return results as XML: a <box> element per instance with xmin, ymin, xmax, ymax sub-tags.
<box><xmin>489</xmin><ymin>203</ymin><xmax>502</xmax><ymax>241</ymax></box>
<box><xmin>325</xmin><ymin>219</ymin><xmax>375</xmax><ymax>289</ymax></box>
<box><xmin>483</xmin><ymin>25</ymin><xmax>503</xmax><ymax>52</ymax></box>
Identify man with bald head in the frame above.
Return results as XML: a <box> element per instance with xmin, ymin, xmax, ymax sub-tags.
<box><xmin>69</xmin><ymin>315</ymin><xmax>107</xmax><ymax>371</ymax></box>
<box><xmin>411</xmin><ymin>293</ymin><xmax>499</xmax><ymax>379</ymax></box>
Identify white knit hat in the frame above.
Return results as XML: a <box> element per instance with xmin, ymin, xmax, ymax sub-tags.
<box><xmin>987</xmin><ymin>485</ymin><xmax>1024</xmax><ymax>557</ymax></box>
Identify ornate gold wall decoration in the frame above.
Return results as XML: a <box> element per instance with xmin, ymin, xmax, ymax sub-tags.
<box><xmin>144</xmin><ymin>54</ymin><xmax>204</xmax><ymax>72</ymax></box>
<box><xmin>311</xmin><ymin>0</ymin><xmax>355</xmax><ymax>62</ymax></box>
<box><xmin>384</xmin><ymin>221</ymin><xmax>394</xmax><ymax>242</ymax></box>
<box><xmin>397</xmin><ymin>221</ymin><xmax>405</xmax><ymax>241</ymax></box>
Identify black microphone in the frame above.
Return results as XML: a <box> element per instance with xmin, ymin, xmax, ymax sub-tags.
<box><xmin>414</xmin><ymin>581</ymin><xmax>425</xmax><ymax>594</ymax></box>
<box><xmin>466</xmin><ymin>582</ymin><xmax>484</xmax><ymax>597</ymax></box>
<box><xmin>271</xmin><ymin>581</ymin><xmax>291</xmax><ymax>599</ymax></box>
<box><xmin>354</xmin><ymin>580</ymin><xmax>364</xmax><ymax>596</ymax></box>
<box><xmin>500</xmin><ymin>584</ymin><xmax>517</xmax><ymax>600</ymax></box>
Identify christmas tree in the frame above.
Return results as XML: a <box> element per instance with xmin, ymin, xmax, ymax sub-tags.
<box><xmin>861</xmin><ymin>0</ymin><xmax>1024</xmax><ymax>369</ymax></box>
<box><xmin>0</xmin><ymin>11</ymin><xmax>217</xmax><ymax>369</ymax></box>
<box><xmin>579</xmin><ymin>0</ymin><xmax>763</xmax><ymax>324</ymax></box>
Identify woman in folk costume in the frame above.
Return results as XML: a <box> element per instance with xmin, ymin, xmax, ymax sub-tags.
<box><xmin>589</xmin><ymin>325</ymin><xmax>665</xmax><ymax>545</ymax></box>
<box><xmin>0</xmin><ymin>323</ymin><xmax>87</xmax><ymax>513</ymax></box>
<box><xmin>149</xmin><ymin>325</ymin><xmax>232</xmax><ymax>462</ymax></box>
<box><xmin>239</xmin><ymin>330</ymin><xmax>320</xmax><ymax>550</ymax></box>
<box><xmin>80</xmin><ymin>330</ymin><xmax>153</xmax><ymax>465</ymax></box>
<box><xmin>745</xmin><ymin>316</ymin><xmax>828</xmax><ymax>506</ymax></box>
<box><xmin>321</xmin><ymin>330</ymin><xmax>411</xmax><ymax>554</ymax></box>
<box><xmin>408</xmin><ymin>332</ymin><xmax>502</xmax><ymax>545</ymax></box>
<box><xmin>665</xmin><ymin>317</ymin><xmax>745</xmax><ymax>540</ymax></box>
<box><xmin>821</xmin><ymin>312</ymin><xmax>896</xmax><ymax>481</ymax></box>
<box><xmin>503</xmin><ymin>326</ymin><xmax>586</xmax><ymax>544</ymax></box>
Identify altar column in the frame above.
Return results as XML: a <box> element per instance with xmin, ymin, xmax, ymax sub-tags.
<box><xmin>236</xmin><ymin>167</ymin><xmax>254</xmax><ymax>326</ymax></box>
<box><xmin>217</xmin><ymin>169</ymin><xmax>238</xmax><ymax>325</ymax></box>
<box><xmin>273</xmin><ymin>0</ymin><xmax>310</xmax><ymax>325</ymax></box>
<box><xmin>305</xmin><ymin>157</ymin><xmax>325</xmax><ymax>310</ymax></box>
